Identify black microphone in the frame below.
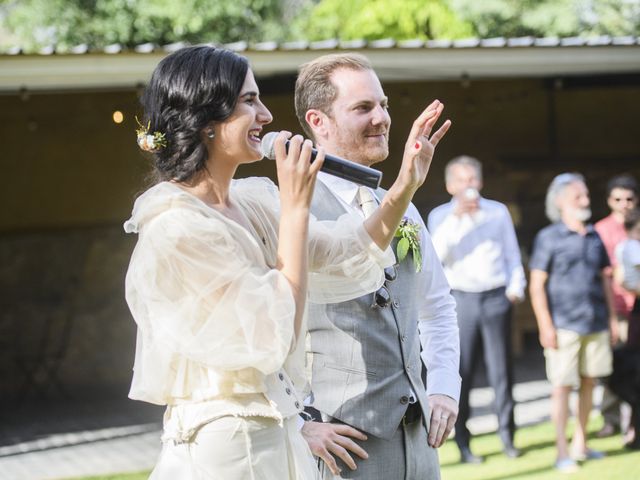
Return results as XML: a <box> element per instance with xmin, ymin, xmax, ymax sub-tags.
<box><xmin>260</xmin><ymin>132</ymin><xmax>383</xmax><ymax>189</ymax></box>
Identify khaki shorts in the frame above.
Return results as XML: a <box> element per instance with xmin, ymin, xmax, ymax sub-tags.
<box><xmin>544</xmin><ymin>329</ymin><xmax>613</xmax><ymax>388</ymax></box>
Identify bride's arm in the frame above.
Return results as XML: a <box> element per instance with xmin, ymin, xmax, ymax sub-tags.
<box><xmin>272</xmin><ymin>133</ymin><xmax>324</xmax><ymax>339</ymax></box>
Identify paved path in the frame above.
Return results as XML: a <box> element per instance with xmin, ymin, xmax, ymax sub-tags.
<box><xmin>0</xmin><ymin>348</ymin><xmax>588</xmax><ymax>480</ymax></box>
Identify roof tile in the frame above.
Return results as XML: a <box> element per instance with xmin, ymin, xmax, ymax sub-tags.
<box><xmin>134</xmin><ymin>43</ymin><xmax>156</xmax><ymax>53</ymax></box>
<box><xmin>310</xmin><ymin>39</ymin><xmax>339</xmax><ymax>50</ymax></box>
<box><xmin>103</xmin><ymin>43</ymin><xmax>123</xmax><ymax>54</ymax></box>
<box><xmin>339</xmin><ymin>39</ymin><xmax>366</xmax><ymax>49</ymax></box>
<box><xmin>369</xmin><ymin>38</ymin><xmax>396</xmax><ymax>48</ymax></box>
<box><xmin>481</xmin><ymin>37</ymin><xmax>506</xmax><ymax>48</ymax></box>
<box><xmin>397</xmin><ymin>39</ymin><xmax>424</xmax><ymax>48</ymax></box>
<box><xmin>453</xmin><ymin>38</ymin><xmax>480</xmax><ymax>48</ymax></box>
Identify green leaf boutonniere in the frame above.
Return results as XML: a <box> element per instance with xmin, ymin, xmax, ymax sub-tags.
<box><xmin>394</xmin><ymin>217</ymin><xmax>422</xmax><ymax>272</ymax></box>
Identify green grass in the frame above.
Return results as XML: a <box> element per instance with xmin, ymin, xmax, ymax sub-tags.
<box><xmin>439</xmin><ymin>418</ymin><xmax>640</xmax><ymax>480</ymax></box>
<box><xmin>66</xmin><ymin>418</ymin><xmax>640</xmax><ymax>480</ymax></box>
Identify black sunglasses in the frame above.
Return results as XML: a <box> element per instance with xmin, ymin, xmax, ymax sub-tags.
<box><xmin>371</xmin><ymin>265</ymin><xmax>398</xmax><ymax>308</ymax></box>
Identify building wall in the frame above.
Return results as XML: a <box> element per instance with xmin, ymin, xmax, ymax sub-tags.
<box><xmin>1</xmin><ymin>75</ymin><xmax>639</xmax><ymax>399</ymax></box>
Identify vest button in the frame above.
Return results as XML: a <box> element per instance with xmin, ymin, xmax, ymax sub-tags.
<box><xmin>401</xmin><ymin>334</ymin><xmax>407</xmax><ymax>342</ymax></box>
<box><xmin>400</xmin><ymin>395</ymin><xmax>409</xmax><ymax>405</ymax></box>
<box><xmin>393</xmin><ymin>300</ymin><xmax>400</xmax><ymax>308</ymax></box>
<box><xmin>285</xmin><ymin>387</ymin><xmax>292</xmax><ymax>395</ymax></box>
<box><xmin>278</xmin><ymin>373</ymin><xmax>284</xmax><ymax>381</ymax></box>
<box><xmin>295</xmin><ymin>401</ymin><xmax>301</xmax><ymax>409</ymax></box>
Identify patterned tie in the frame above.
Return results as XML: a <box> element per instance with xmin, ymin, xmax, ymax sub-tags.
<box><xmin>357</xmin><ymin>186</ymin><xmax>378</xmax><ymax>218</ymax></box>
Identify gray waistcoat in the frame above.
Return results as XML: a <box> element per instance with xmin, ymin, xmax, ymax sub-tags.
<box><xmin>308</xmin><ymin>181</ymin><xmax>430</xmax><ymax>440</ymax></box>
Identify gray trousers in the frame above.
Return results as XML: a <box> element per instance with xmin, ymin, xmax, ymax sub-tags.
<box><xmin>452</xmin><ymin>287</ymin><xmax>516</xmax><ymax>450</ymax></box>
<box><xmin>318</xmin><ymin>417</ymin><xmax>440</xmax><ymax>480</ymax></box>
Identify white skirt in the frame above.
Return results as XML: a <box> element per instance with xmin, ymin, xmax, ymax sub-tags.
<box><xmin>150</xmin><ymin>415</ymin><xmax>320</xmax><ymax>480</ymax></box>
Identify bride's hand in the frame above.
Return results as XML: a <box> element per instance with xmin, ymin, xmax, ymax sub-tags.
<box><xmin>273</xmin><ymin>131</ymin><xmax>325</xmax><ymax>212</ymax></box>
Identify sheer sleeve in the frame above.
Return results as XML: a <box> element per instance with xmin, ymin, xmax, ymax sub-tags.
<box><xmin>307</xmin><ymin>212</ymin><xmax>396</xmax><ymax>304</ymax></box>
<box><xmin>231</xmin><ymin>177</ymin><xmax>394</xmax><ymax>305</ymax></box>
<box><xmin>125</xmin><ymin>206</ymin><xmax>295</xmax><ymax>376</ymax></box>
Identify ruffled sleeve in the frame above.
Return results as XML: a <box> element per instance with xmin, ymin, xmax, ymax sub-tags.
<box><xmin>125</xmin><ymin>206</ymin><xmax>295</xmax><ymax>376</ymax></box>
<box><xmin>307</xmin><ymin>213</ymin><xmax>396</xmax><ymax>304</ymax></box>
<box><xmin>232</xmin><ymin>177</ymin><xmax>395</xmax><ymax>305</ymax></box>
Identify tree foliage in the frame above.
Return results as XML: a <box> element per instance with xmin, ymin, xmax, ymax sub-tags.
<box><xmin>448</xmin><ymin>0</ymin><xmax>640</xmax><ymax>38</ymax></box>
<box><xmin>296</xmin><ymin>0</ymin><xmax>474</xmax><ymax>41</ymax></box>
<box><xmin>3</xmin><ymin>0</ymin><xmax>287</xmax><ymax>51</ymax></box>
<box><xmin>3</xmin><ymin>0</ymin><xmax>639</xmax><ymax>51</ymax></box>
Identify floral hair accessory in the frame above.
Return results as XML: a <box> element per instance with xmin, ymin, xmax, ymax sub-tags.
<box><xmin>135</xmin><ymin>116</ymin><xmax>167</xmax><ymax>152</ymax></box>
<box><xmin>394</xmin><ymin>217</ymin><xmax>422</xmax><ymax>272</ymax></box>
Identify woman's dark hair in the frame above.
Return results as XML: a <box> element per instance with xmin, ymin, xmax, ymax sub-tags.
<box><xmin>141</xmin><ymin>46</ymin><xmax>249</xmax><ymax>182</ymax></box>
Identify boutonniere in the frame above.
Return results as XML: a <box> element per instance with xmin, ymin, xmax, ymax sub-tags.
<box><xmin>394</xmin><ymin>217</ymin><xmax>422</xmax><ymax>272</ymax></box>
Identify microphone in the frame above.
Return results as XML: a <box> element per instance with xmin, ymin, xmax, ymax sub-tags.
<box><xmin>260</xmin><ymin>132</ymin><xmax>383</xmax><ymax>189</ymax></box>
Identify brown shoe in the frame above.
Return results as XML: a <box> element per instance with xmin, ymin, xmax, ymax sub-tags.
<box><xmin>596</xmin><ymin>423</ymin><xmax>620</xmax><ymax>438</ymax></box>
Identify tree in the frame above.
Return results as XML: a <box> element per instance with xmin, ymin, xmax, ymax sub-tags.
<box><xmin>2</xmin><ymin>0</ymin><xmax>289</xmax><ymax>51</ymax></box>
<box><xmin>447</xmin><ymin>0</ymin><xmax>640</xmax><ymax>38</ymax></box>
<box><xmin>295</xmin><ymin>0</ymin><xmax>474</xmax><ymax>41</ymax></box>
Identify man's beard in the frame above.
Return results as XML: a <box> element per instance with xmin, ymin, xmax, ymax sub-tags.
<box><xmin>570</xmin><ymin>207</ymin><xmax>592</xmax><ymax>222</ymax></box>
<box><xmin>361</xmin><ymin>132</ymin><xmax>389</xmax><ymax>165</ymax></box>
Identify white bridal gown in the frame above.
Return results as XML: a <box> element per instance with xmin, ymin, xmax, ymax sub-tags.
<box><xmin>124</xmin><ymin>178</ymin><xmax>394</xmax><ymax>479</ymax></box>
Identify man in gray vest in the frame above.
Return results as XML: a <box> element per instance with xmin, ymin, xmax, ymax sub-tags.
<box><xmin>295</xmin><ymin>53</ymin><xmax>461</xmax><ymax>479</ymax></box>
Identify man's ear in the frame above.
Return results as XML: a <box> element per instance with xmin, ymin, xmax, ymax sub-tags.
<box><xmin>305</xmin><ymin>109</ymin><xmax>329</xmax><ymax>140</ymax></box>
<box><xmin>445</xmin><ymin>182</ymin><xmax>456</xmax><ymax>196</ymax></box>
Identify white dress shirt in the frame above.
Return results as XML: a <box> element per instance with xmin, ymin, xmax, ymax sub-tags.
<box><xmin>316</xmin><ymin>172</ymin><xmax>461</xmax><ymax>402</ymax></box>
<box><xmin>427</xmin><ymin>197</ymin><xmax>526</xmax><ymax>300</ymax></box>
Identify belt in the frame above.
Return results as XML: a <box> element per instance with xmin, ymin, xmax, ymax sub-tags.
<box><xmin>401</xmin><ymin>401</ymin><xmax>422</xmax><ymax>426</ymax></box>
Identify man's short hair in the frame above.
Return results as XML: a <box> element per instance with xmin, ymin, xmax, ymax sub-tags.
<box><xmin>444</xmin><ymin>155</ymin><xmax>483</xmax><ymax>184</ymax></box>
<box><xmin>606</xmin><ymin>174</ymin><xmax>638</xmax><ymax>197</ymax></box>
<box><xmin>294</xmin><ymin>53</ymin><xmax>372</xmax><ymax>139</ymax></box>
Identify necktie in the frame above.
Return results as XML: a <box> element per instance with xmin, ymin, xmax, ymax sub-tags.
<box><xmin>357</xmin><ymin>186</ymin><xmax>378</xmax><ymax>218</ymax></box>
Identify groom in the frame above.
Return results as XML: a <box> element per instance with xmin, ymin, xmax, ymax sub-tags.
<box><xmin>296</xmin><ymin>53</ymin><xmax>460</xmax><ymax>479</ymax></box>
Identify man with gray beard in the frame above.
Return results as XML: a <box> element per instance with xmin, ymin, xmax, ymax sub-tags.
<box><xmin>529</xmin><ymin>172</ymin><xmax>619</xmax><ymax>473</ymax></box>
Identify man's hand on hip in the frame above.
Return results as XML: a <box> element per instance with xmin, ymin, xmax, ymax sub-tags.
<box><xmin>427</xmin><ymin>394</ymin><xmax>458</xmax><ymax>448</ymax></box>
<box><xmin>301</xmin><ymin>421</ymin><xmax>369</xmax><ymax>476</ymax></box>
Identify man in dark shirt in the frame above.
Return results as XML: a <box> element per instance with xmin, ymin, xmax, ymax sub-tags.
<box><xmin>529</xmin><ymin>172</ymin><xmax>618</xmax><ymax>473</ymax></box>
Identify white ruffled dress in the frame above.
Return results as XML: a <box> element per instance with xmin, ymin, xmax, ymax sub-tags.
<box><xmin>124</xmin><ymin>178</ymin><xmax>394</xmax><ymax>479</ymax></box>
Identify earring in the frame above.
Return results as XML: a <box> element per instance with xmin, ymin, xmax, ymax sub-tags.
<box><xmin>207</xmin><ymin>130</ymin><xmax>215</xmax><ymax>139</ymax></box>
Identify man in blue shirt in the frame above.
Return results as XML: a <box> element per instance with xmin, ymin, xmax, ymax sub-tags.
<box><xmin>529</xmin><ymin>172</ymin><xmax>618</xmax><ymax>473</ymax></box>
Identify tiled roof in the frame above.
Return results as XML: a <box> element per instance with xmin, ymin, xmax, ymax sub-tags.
<box><xmin>2</xmin><ymin>35</ymin><xmax>639</xmax><ymax>56</ymax></box>
<box><xmin>1</xmin><ymin>36</ymin><xmax>639</xmax><ymax>91</ymax></box>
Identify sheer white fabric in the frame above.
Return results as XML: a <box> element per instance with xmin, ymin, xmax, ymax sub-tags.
<box><xmin>124</xmin><ymin>178</ymin><xmax>394</xmax><ymax>408</ymax></box>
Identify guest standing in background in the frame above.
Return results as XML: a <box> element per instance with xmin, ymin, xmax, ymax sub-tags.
<box><xmin>428</xmin><ymin>155</ymin><xmax>525</xmax><ymax>464</ymax></box>
<box><xmin>594</xmin><ymin>174</ymin><xmax>638</xmax><ymax>438</ymax></box>
<box><xmin>529</xmin><ymin>172</ymin><xmax>617</xmax><ymax>473</ymax></box>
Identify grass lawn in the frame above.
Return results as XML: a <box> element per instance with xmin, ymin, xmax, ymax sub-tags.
<box><xmin>67</xmin><ymin>418</ymin><xmax>640</xmax><ymax>480</ymax></box>
<box><xmin>439</xmin><ymin>418</ymin><xmax>640</xmax><ymax>480</ymax></box>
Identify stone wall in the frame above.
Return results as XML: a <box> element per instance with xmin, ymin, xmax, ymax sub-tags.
<box><xmin>0</xmin><ymin>226</ymin><xmax>137</xmax><ymax>401</ymax></box>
